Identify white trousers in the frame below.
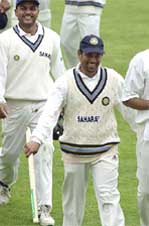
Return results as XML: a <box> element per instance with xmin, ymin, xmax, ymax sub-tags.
<box><xmin>0</xmin><ymin>100</ymin><xmax>53</xmax><ymax>207</ymax></box>
<box><xmin>11</xmin><ymin>0</ymin><xmax>51</xmax><ymax>27</ymax></box>
<box><xmin>62</xmin><ymin>149</ymin><xmax>125</xmax><ymax>226</ymax></box>
<box><xmin>60</xmin><ymin>11</ymin><xmax>102</xmax><ymax>68</ymax></box>
<box><xmin>136</xmin><ymin>124</ymin><xmax>149</xmax><ymax>226</ymax></box>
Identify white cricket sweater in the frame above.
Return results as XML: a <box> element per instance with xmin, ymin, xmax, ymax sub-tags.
<box><xmin>59</xmin><ymin>67</ymin><xmax>121</xmax><ymax>154</ymax></box>
<box><xmin>0</xmin><ymin>24</ymin><xmax>65</xmax><ymax>102</ymax></box>
<box><xmin>31</xmin><ymin>64</ymin><xmax>136</xmax><ymax>155</ymax></box>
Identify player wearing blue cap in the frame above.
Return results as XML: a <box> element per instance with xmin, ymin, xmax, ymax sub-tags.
<box><xmin>25</xmin><ymin>34</ymin><xmax>136</xmax><ymax>226</ymax></box>
<box><xmin>0</xmin><ymin>0</ymin><xmax>65</xmax><ymax>225</ymax></box>
<box><xmin>0</xmin><ymin>0</ymin><xmax>51</xmax><ymax>32</ymax></box>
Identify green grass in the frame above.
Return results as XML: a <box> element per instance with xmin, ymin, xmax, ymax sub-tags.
<box><xmin>1</xmin><ymin>0</ymin><xmax>148</xmax><ymax>225</ymax></box>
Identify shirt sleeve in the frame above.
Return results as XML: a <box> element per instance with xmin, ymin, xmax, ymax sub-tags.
<box><xmin>50</xmin><ymin>33</ymin><xmax>66</xmax><ymax>80</ymax></box>
<box><xmin>113</xmin><ymin>69</ymin><xmax>137</xmax><ymax>132</ymax></box>
<box><xmin>0</xmin><ymin>35</ymin><xmax>8</xmax><ymax>103</ymax></box>
<box><xmin>122</xmin><ymin>54</ymin><xmax>145</xmax><ymax>101</ymax></box>
<box><xmin>31</xmin><ymin>75</ymin><xmax>67</xmax><ymax>143</ymax></box>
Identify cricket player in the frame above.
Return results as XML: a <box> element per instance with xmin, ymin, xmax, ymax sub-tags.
<box><xmin>25</xmin><ymin>34</ymin><xmax>135</xmax><ymax>226</ymax></box>
<box><xmin>122</xmin><ymin>50</ymin><xmax>149</xmax><ymax>226</ymax></box>
<box><xmin>0</xmin><ymin>0</ymin><xmax>65</xmax><ymax>225</ymax></box>
<box><xmin>60</xmin><ymin>0</ymin><xmax>106</xmax><ymax>68</ymax></box>
<box><xmin>0</xmin><ymin>0</ymin><xmax>51</xmax><ymax>33</ymax></box>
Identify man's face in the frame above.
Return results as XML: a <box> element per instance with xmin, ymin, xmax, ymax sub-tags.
<box><xmin>78</xmin><ymin>51</ymin><xmax>102</xmax><ymax>77</ymax></box>
<box><xmin>15</xmin><ymin>2</ymin><xmax>39</xmax><ymax>27</ymax></box>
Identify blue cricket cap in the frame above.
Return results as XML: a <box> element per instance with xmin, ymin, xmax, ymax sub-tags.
<box><xmin>16</xmin><ymin>0</ymin><xmax>40</xmax><ymax>7</ymax></box>
<box><xmin>79</xmin><ymin>34</ymin><xmax>105</xmax><ymax>55</ymax></box>
<box><xmin>0</xmin><ymin>12</ymin><xmax>8</xmax><ymax>30</ymax></box>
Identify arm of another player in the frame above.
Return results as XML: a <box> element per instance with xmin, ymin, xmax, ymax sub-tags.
<box><xmin>122</xmin><ymin>52</ymin><xmax>149</xmax><ymax>110</ymax></box>
<box><xmin>112</xmin><ymin>69</ymin><xmax>137</xmax><ymax>131</ymax></box>
<box><xmin>24</xmin><ymin>75</ymin><xmax>67</xmax><ymax>157</ymax></box>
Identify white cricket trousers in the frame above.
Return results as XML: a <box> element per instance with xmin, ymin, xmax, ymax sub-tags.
<box><xmin>136</xmin><ymin>124</ymin><xmax>149</xmax><ymax>226</ymax></box>
<box><xmin>60</xmin><ymin>11</ymin><xmax>102</xmax><ymax>68</ymax></box>
<box><xmin>11</xmin><ymin>0</ymin><xmax>51</xmax><ymax>27</ymax></box>
<box><xmin>0</xmin><ymin>100</ymin><xmax>53</xmax><ymax>207</ymax></box>
<box><xmin>62</xmin><ymin>149</ymin><xmax>125</xmax><ymax>226</ymax></box>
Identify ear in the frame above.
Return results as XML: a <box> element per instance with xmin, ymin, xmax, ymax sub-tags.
<box><xmin>15</xmin><ymin>8</ymin><xmax>17</xmax><ymax>17</ymax></box>
<box><xmin>77</xmin><ymin>49</ymin><xmax>81</xmax><ymax>55</ymax></box>
<box><xmin>77</xmin><ymin>49</ymin><xmax>82</xmax><ymax>59</ymax></box>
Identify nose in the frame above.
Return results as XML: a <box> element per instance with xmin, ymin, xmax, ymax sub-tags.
<box><xmin>24</xmin><ymin>8</ymin><xmax>33</xmax><ymax>14</ymax></box>
<box><xmin>90</xmin><ymin>56</ymin><xmax>98</xmax><ymax>63</ymax></box>
<box><xmin>88</xmin><ymin>53</ymin><xmax>100</xmax><ymax>63</ymax></box>
<box><xmin>26</xmin><ymin>10</ymin><xmax>31</xmax><ymax>14</ymax></box>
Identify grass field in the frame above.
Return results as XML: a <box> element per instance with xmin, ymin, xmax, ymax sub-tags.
<box><xmin>1</xmin><ymin>0</ymin><xmax>149</xmax><ymax>225</ymax></box>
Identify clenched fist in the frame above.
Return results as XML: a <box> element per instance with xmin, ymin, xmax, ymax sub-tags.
<box><xmin>24</xmin><ymin>141</ymin><xmax>40</xmax><ymax>157</ymax></box>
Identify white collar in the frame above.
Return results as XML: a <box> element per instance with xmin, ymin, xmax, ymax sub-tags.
<box><xmin>16</xmin><ymin>21</ymin><xmax>43</xmax><ymax>37</ymax></box>
<box><xmin>76</xmin><ymin>63</ymin><xmax>101</xmax><ymax>80</ymax></box>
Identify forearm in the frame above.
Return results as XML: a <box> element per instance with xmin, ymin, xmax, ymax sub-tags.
<box><xmin>123</xmin><ymin>97</ymin><xmax>149</xmax><ymax>110</ymax></box>
<box><xmin>32</xmin><ymin>90</ymin><xmax>64</xmax><ymax>142</ymax></box>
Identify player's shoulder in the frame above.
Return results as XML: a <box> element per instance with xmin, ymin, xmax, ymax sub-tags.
<box><xmin>53</xmin><ymin>68</ymin><xmax>74</xmax><ymax>91</ymax></box>
<box><xmin>105</xmin><ymin>67</ymin><xmax>123</xmax><ymax>79</ymax></box>
<box><xmin>61</xmin><ymin>68</ymin><xmax>74</xmax><ymax>79</ymax></box>
<box><xmin>56</xmin><ymin>68</ymin><xmax>74</xmax><ymax>83</ymax></box>
<box><xmin>0</xmin><ymin>27</ymin><xmax>14</xmax><ymax>44</ymax></box>
<box><xmin>43</xmin><ymin>27</ymin><xmax>60</xmax><ymax>41</ymax></box>
<box><xmin>0</xmin><ymin>27</ymin><xmax>13</xmax><ymax>39</ymax></box>
<box><xmin>136</xmin><ymin>49</ymin><xmax>149</xmax><ymax>57</ymax></box>
<box><xmin>104</xmin><ymin>67</ymin><xmax>124</xmax><ymax>86</ymax></box>
<box><xmin>131</xmin><ymin>49</ymin><xmax>149</xmax><ymax>63</ymax></box>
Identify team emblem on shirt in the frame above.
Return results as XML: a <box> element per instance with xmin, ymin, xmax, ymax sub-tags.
<box><xmin>89</xmin><ymin>37</ymin><xmax>98</xmax><ymax>45</ymax></box>
<box><xmin>14</xmin><ymin>55</ymin><xmax>20</xmax><ymax>61</ymax></box>
<box><xmin>102</xmin><ymin>97</ymin><xmax>110</xmax><ymax>106</ymax></box>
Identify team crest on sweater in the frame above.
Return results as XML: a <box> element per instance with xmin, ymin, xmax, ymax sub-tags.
<box><xmin>102</xmin><ymin>96</ymin><xmax>110</xmax><ymax>106</ymax></box>
<box><xmin>14</xmin><ymin>55</ymin><xmax>20</xmax><ymax>61</ymax></box>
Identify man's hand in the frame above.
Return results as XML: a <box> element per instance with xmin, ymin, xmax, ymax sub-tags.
<box><xmin>0</xmin><ymin>103</ymin><xmax>8</xmax><ymax>118</ymax></box>
<box><xmin>24</xmin><ymin>141</ymin><xmax>40</xmax><ymax>157</ymax></box>
<box><xmin>0</xmin><ymin>0</ymin><xmax>10</xmax><ymax>13</ymax></box>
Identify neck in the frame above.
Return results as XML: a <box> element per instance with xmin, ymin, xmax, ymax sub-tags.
<box><xmin>19</xmin><ymin>23</ymin><xmax>38</xmax><ymax>35</ymax></box>
<box><xmin>79</xmin><ymin>66</ymin><xmax>97</xmax><ymax>78</ymax></box>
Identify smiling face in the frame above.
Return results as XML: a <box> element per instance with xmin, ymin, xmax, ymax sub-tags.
<box><xmin>15</xmin><ymin>2</ymin><xmax>39</xmax><ymax>30</ymax></box>
<box><xmin>78</xmin><ymin>50</ymin><xmax>103</xmax><ymax>78</ymax></box>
